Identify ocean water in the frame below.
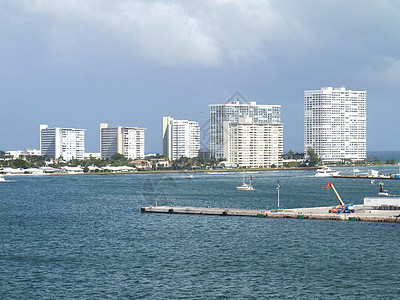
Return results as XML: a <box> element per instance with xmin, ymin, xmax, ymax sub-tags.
<box><xmin>367</xmin><ymin>151</ymin><xmax>400</xmax><ymax>163</ymax></box>
<box><xmin>1</xmin><ymin>168</ymin><xmax>400</xmax><ymax>299</ymax></box>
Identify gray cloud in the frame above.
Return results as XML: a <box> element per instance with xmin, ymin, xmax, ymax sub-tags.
<box><xmin>6</xmin><ymin>0</ymin><xmax>314</xmax><ymax>68</ymax></box>
<box><xmin>1</xmin><ymin>0</ymin><xmax>399</xmax><ymax>152</ymax></box>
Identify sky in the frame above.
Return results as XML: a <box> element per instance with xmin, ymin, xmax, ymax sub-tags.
<box><xmin>1</xmin><ymin>0</ymin><xmax>400</xmax><ymax>154</ymax></box>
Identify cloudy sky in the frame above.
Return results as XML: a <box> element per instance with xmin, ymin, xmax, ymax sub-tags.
<box><xmin>1</xmin><ymin>0</ymin><xmax>399</xmax><ymax>153</ymax></box>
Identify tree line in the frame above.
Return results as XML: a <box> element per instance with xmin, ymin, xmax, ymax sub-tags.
<box><xmin>0</xmin><ymin>149</ymin><xmax>398</xmax><ymax>170</ymax></box>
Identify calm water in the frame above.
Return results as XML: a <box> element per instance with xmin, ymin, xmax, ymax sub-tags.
<box><xmin>367</xmin><ymin>151</ymin><xmax>400</xmax><ymax>163</ymax></box>
<box><xmin>1</xmin><ymin>168</ymin><xmax>400</xmax><ymax>299</ymax></box>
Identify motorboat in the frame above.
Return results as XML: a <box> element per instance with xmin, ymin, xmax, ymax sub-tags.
<box><xmin>236</xmin><ymin>173</ymin><xmax>254</xmax><ymax>191</ymax></box>
<box><xmin>0</xmin><ymin>176</ymin><xmax>5</xmax><ymax>182</ymax></box>
<box><xmin>378</xmin><ymin>182</ymin><xmax>389</xmax><ymax>196</ymax></box>
<box><xmin>185</xmin><ymin>174</ymin><xmax>194</xmax><ymax>179</ymax></box>
<box><xmin>315</xmin><ymin>166</ymin><xmax>340</xmax><ymax>177</ymax></box>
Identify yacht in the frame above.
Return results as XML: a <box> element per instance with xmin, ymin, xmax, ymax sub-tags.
<box><xmin>315</xmin><ymin>166</ymin><xmax>340</xmax><ymax>177</ymax></box>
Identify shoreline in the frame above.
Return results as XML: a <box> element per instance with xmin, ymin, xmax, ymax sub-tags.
<box><xmin>1</xmin><ymin>166</ymin><xmax>318</xmax><ymax>177</ymax></box>
<box><xmin>1</xmin><ymin>163</ymin><xmax>399</xmax><ymax>177</ymax></box>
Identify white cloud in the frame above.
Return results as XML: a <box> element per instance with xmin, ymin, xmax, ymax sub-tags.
<box><xmin>10</xmin><ymin>0</ymin><xmax>309</xmax><ymax>68</ymax></box>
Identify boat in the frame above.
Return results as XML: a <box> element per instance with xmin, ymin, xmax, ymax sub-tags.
<box><xmin>352</xmin><ymin>167</ymin><xmax>360</xmax><ymax>176</ymax></box>
<box><xmin>378</xmin><ymin>182</ymin><xmax>389</xmax><ymax>196</ymax></box>
<box><xmin>0</xmin><ymin>176</ymin><xmax>5</xmax><ymax>182</ymax></box>
<box><xmin>315</xmin><ymin>166</ymin><xmax>340</xmax><ymax>177</ymax></box>
<box><xmin>185</xmin><ymin>174</ymin><xmax>194</xmax><ymax>179</ymax></box>
<box><xmin>236</xmin><ymin>174</ymin><xmax>254</xmax><ymax>191</ymax></box>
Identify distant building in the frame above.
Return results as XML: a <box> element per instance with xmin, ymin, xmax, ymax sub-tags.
<box><xmin>162</xmin><ymin>117</ymin><xmax>200</xmax><ymax>160</ymax></box>
<box><xmin>40</xmin><ymin>124</ymin><xmax>86</xmax><ymax>161</ymax></box>
<box><xmin>84</xmin><ymin>153</ymin><xmax>101</xmax><ymax>159</ymax></box>
<box><xmin>223</xmin><ymin>117</ymin><xmax>283</xmax><ymax>168</ymax></box>
<box><xmin>6</xmin><ymin>148</ymin><xmax>41</xmax><ymax>158</ymax></box>
<box><xmin>304</xmin><ymin>87</ymin><xmax>367</xmax><ymax>163</ymax></box>
<box><xmin>209</xmin><ymin>93</ymin><xmax>281</xmax><ymax>159</ymax></box>
<box><xmin>199</xmin><ymin>149</ymin><xmax>211</xmax><ymax>159</ymax></box>
<box><xmin>100</xmin><ymin>123</ymin><xmax>145</xmax><ymax>159</ymax></box>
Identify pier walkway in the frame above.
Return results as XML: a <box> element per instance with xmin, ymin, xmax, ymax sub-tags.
<box><xmin>141</xmin><ymin>205</ymin><xmax>400</xmax><ymax>223</ymax></box>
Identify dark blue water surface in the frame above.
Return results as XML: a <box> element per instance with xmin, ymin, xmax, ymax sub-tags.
<box><xmin>1</xmin><ymin>168</ymin><xmax>400</xmax><ymax>299</ymax></box>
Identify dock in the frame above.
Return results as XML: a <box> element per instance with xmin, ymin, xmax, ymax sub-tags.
<box><xmin>333</xmin><ymin>175</ymin><xmax>400</xmax><ymax>180</ymax></box>
<box><xmin>141</xmin><ymin>205</ymin><xmax>400</xmax><ymax>223</ymax></box>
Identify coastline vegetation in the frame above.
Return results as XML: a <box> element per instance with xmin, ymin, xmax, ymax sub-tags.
<box><xmin>0</xmin><ymin>149</ymin><xmax>398</xmax><ymax>174</ymax></box>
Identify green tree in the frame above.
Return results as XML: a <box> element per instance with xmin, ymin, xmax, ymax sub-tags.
<box><xmin>306</xmin><ymin>147</ymin><xmax>321</xmax><ymax>167</ymax></box>
<box><xmin>286</xmin><ymin>150</ymin><xmax>295</xmax><ymax>159</ymax></box>
<box><xmin>10</xmin><ymin>158</ymin><xmax>31</xmax><ymax>169</ymax></box>
<box><xmin>386</xmin><ymin>159</ymin><xmax>396</xmax><ymax>165</ymax></box>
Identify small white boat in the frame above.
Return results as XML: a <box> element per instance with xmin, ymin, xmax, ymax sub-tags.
<box><xmin>315</xmin><ymin>166</ymin><xmax>340</xmax><ymax>177</ymax></box>
<box><xmin>0</xmin><ymin>176</ymin><xmax>5</xmax><ymax>182</ymax></box>
<box><xmin>236</xmin><ymin>174</ymin><xmax>254</xmax><ymax>191</ymax></box>
<box><xmin>185</xmin><ymin>174</ymin><xmax>194</xmax><ymax>179</ymax></box>
<box><xmin>236</xmin><ymin>183</ymin><xmax>254</xmax><ymax>191</ymax></box>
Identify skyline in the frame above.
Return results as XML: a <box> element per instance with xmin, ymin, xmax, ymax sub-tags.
<box><xmin>1</xmin><ymin>0</ymin><xmax>400</xmax><ymax>153</ymax></box>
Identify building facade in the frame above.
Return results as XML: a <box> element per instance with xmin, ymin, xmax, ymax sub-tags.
<box><xmin>40</xmin><ymin>124</ymin><xmax>86</xmax><ymax>161</ymax></box>
<box><xmin>100</xmin><ymin>123</ymin><xmax>145</xmax><ymax>159</ymax></box>
<box><xmin>223</xmin><ymin>118</ymin><xmax>283</xmax><ymax>168</ymax></box>
<box><xmin>209</xmin><ymin>93</ymin><xmax>281</xmax><ymax>159</ymax></box>
<box><xmin>6</xmin><ymin>148</ymin><xmax>41</xmax><ymax>158</ymax></box>
<box><xmin>162</xmin><ymin>117</ymin><xmax>200</xmax><ymax>160</ymax></box>
<box><xmin>304</xmin><ymin>87</ymin><xmax>367</xmax><ymax>163</ymax></box>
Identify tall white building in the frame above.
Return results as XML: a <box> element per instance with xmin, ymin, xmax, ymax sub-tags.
<box><xmin>224</xmin><ymin>117</ymin><xmax>283</xmax><ymax>168</ymax></box>
<box><xmin>40</xmin><ymin>124</ymin><xmax>86</xmax><ymax>161</ymax></box>
<box><xmin>162</xmin><ymin>117</ymin><xmax>200</xmax><ymax>160</ymax></box>
<box><xmin>100</xmin><ymin>123</ymin><xmax>145</xmax><ymax>159</ymax></box>
<box><xmin>209</xmin><ymin>93</ymin><xmax>281</xmax><ymax>159</ymax></box>
<box><xmin>304</xmin><ymin>87</ymin><xmax>367</xmax><ymax>163</ymax></box>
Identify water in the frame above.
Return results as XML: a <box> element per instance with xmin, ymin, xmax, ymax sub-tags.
<box><xmin>1</xmin><ymin>169</ymin><xmax>400</xmax><ymax>299</ymax></box>
<box><xmin>367</xmin><ymin>151</ymin><xmax>400</xmax><ymax>163</ymax></box>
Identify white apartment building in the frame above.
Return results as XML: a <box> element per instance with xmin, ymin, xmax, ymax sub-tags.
<box><xmin>209</xmin><ymin>93</ymin><xmax>281</xmax><ymax>159</ymax></box>
<box><xmin>40</xmin><ymin>124</ymin><xmax>86</xmax><ymax>161</ymax></box>
<box><xmin>6</xmin><ymin>148</ymin><xmax>41</xmax><ymax>158</ymax></box>
<box><xmin>100</xmin><ymin>123</ymin><xmax>145</xmax><ymax>159</ymax></box>
<box><xmin>223</xmin><ymin>118</ymin><xmax>283</xmax><ymax>168</ymax></box>
<box><xmin>162</xmin><ymin>117</ymin><xmax>200</xmax><ymax>160</ymax></box>
<box><xmin>304</xmin><ymin>87</ymin><xmax>367</xmax><ymax>163</ymax></box>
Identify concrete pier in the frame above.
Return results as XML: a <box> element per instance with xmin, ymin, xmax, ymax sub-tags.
<box><xmin>141</xmin><ymin>205</ymin><xmax>400</xmax><ymax>223</ymax></box>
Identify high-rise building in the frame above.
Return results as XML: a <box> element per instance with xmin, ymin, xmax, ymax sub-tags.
<box><xmin>162</xmin><ymin>117</ymin><xmax>200</xmax><ymax>160</ymax></box>
<box><xmin>100</xmin><ymin>123</ymin><xmax>145</xmax><ymax>159</ymax></box>
<box><xmin>40</xmin><ymin>124</ymin><xmax>86</xmax><ymax>161</ymax></box>
<box><xmin>223</xmin><ymin>117</ymin><xmax>283</xmax><ymax>168</ymax></box>
<box><xmin>209</xmin><ymin>93</ymin><xmax>281</xmax><ymax>159</ymax></box>
<box><xmin>304</xmin><ymin>87</ymin><xmax>367</xmax><ymax>163</ymax></box>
